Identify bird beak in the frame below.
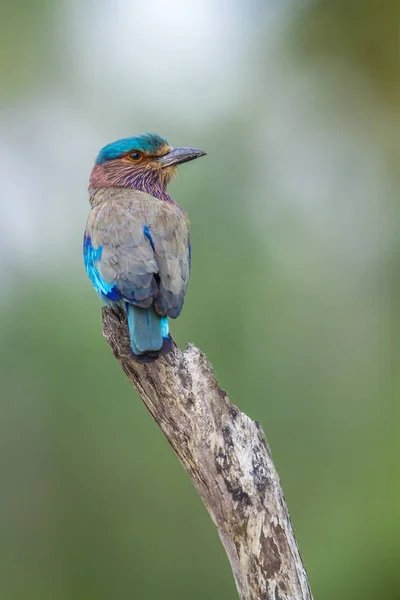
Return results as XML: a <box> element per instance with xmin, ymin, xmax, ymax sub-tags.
<box><xmin>157</xmin><ymin>147</ymin><xmax>206</xmax><ymax>168</ymax></box>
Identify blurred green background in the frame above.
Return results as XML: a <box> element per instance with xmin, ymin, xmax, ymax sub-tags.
<box><xmin>1</xmin><ymin>1</ymin><xmax>399</xmax><ymax>598</ymax></box>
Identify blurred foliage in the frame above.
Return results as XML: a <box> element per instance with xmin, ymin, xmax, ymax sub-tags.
<box><xmin>1</xmin><ymin>0</ymin><xmax>399</xmax><ymax>599</ymax></box>
<box><xmin>0</xmin><ymin>1</ymin><xmax>58</xmax><ymax>97</ymax></box>
<box><xmin>291</xmin><ymin>0</ymin><xmax>400</xmax><ymax>104</ymax></box>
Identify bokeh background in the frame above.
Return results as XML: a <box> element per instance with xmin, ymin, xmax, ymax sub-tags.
<box><xmin>1</xmin><ymin>1</ymin><xmax>399</xmax><ymax>598</ymax></box>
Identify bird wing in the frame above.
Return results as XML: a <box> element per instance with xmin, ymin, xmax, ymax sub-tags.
<box><xmin>146</xmin><ymin>199</ymin><xmax>191</xmax><ymax>318</ymax></box>
<box><xmin>84</xmin><ymin>188</ymin><xmax>190</xmax><ymax>317</ymax></box>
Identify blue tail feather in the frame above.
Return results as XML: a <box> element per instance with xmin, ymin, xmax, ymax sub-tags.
<box><xmin>126</xmin><ymin>304</ymin><xmax>170</xmax><ymax>362</ymax></box>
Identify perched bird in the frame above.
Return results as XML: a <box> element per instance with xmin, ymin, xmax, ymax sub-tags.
<box><xmin>84</xmin><ymin>133</ymin><xmax>206</xmax><ymax>362</ymax></box>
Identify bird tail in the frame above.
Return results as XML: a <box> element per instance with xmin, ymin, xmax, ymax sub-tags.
<box><xmin>126</xmin><ymin>303</ymin><xmax>172</xmax><ymax>363</ymax></box>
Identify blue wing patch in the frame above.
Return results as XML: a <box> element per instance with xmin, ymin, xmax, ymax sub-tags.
<box><xmin>143</xmin><ymin>225</ymin><xmax>155</xmax><ymax>252</ymax></box>
<box><xmin>83</xmin><ymin>233</ymin><xmax>122</xmax><ymax>302</ymax></box>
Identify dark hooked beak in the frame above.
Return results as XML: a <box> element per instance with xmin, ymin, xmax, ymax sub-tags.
<box><xmin>157</xmin><ymin>146</ymin><xmax>206</xmax><ymax>168</ymax></box>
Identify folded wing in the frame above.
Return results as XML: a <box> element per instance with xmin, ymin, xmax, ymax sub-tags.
<box><xmin>84</xmin><ymin>189</ymin><xmax>190</xmax><ymax>317</ymax></box>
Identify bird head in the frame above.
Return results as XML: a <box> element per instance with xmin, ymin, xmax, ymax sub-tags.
<box><xmin>89</xmin><ymin>133</ymin><xmax>206</xmax><ymax>200</ymax></box>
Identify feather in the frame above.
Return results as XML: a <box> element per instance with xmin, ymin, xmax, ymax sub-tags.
<box><xmin>85</xmin><ymin>188</ymin><xmax>190</xmax><ymax>315</ymax></box>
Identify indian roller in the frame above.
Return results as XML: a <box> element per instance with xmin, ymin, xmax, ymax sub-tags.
<box><xmin>84</xmin><ymin>133</ymin><xmax>206</xmax><ymax>362</ymax></box>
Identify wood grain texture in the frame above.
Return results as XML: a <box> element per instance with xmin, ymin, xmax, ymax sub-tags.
<box><xmin>102</xmin><ymin>306</ymin><xmax>313</xmax><ymax>600</ymax></box>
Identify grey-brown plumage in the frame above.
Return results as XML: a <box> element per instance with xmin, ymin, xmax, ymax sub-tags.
<box><xmin>87</xmin><ymin>188</ymin><xmax>190</xmax><ymax>318</ymax></box>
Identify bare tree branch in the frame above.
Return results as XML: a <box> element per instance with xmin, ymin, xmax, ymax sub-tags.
<box><xmin>102</xmin><ymin>306</ymin><xmax>313</xmax><ymax>600</ymax></box>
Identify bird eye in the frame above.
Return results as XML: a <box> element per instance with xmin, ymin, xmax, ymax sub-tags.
<box><xmin>129</xmin><ymin>151</ymin><xmax>142</xmax><ymax>161</ymax></box>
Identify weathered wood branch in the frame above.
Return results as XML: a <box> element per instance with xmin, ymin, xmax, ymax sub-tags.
<box><xmin>102</xmin><ymin>306</ymin><xmax>313</xmax><ymax>600</ymax></box>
